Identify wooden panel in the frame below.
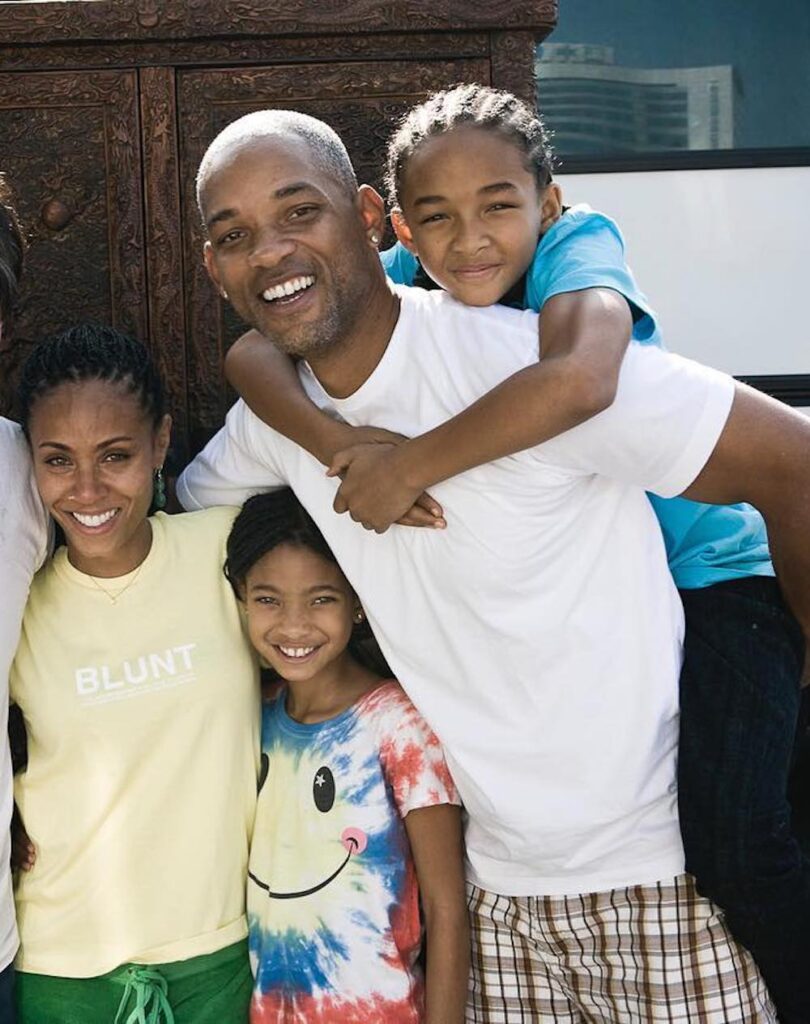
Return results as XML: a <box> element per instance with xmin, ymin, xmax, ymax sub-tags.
<box><xmin>491</xmin><ymin>31</ymin><xmax>541</xmax><ymax>107</ymax></box>
<box><xmin>0</xmin><ymin>32</ymin><xmax>491</xmax><ymax>73</ymax></box>
<box><xmin>176</xmin><ymin>57</ymin><xmax>490</xmax><ymax>452</ymax></box>
<box><xmin>0</xmin><ymin>0</ymin><xmax>558</xmax><ymax>44</ymax></box>
<box><xmin>140</xmin><ymin>66</ymin><xmax>189</xmax><ymax>453</ymax></box>
<box><xmin>0</xmin><ymin>70</ymin><xmax>145</xmax><ymax>416</ymax></box>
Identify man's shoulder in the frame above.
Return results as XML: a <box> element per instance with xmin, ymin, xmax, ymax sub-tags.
<box><xmin>396</xmin><ymin>284</ymin><xmax>538</xmax><ymax>333</ymax></box>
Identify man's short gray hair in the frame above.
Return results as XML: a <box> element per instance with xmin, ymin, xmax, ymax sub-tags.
<box><xmin>196</xmin><ymin>109</ymin><xmax>359</xmax><ymax>214</ymax></box>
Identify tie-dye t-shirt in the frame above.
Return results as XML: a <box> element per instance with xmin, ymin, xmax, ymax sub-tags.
<box><xmin>248</xmin><ymin>680</ymin><xmax>459</xmax><ymax>1023</ymax></box>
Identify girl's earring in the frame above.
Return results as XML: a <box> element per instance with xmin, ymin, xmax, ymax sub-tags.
<box><xmin>220</xmin><ymin>288</ymin><xmax>228</xmax><ymax>300</ymax></box>
<box><xmin>369</xmin><ymin>233</ymin><xmax>380</xmax><ymax>246</ymax></box>
<box><xmin>153</xmin><ymin>466</ymin><xmax>167</xmax><ymax>511</ymax></box>
<box><xmin>353</xmin><ymin>608</ymin><xmax>365</xmax><ymax>624</ymax></box>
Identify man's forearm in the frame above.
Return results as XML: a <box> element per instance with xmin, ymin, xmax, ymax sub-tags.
<box><xmin>683</xmin><ymin>383</ymin><xmax>810</xmax><ymax>664</ymax></box>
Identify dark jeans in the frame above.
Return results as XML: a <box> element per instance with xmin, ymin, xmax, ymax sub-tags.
<box><xmin>0</xmin><ymin>962</ymin><xmax>16</xmax><ymax>1024</ymax></box>
<box><xmin>678</xmin><ymin>576</ymin><xmax>809</xmax><ymax>1024</ymax></box>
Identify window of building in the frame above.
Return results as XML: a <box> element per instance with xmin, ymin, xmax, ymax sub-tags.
<box><xmin>536</xmin><ymin>1</ymin><xmax>810</xmax><ymax>171</ymax></box>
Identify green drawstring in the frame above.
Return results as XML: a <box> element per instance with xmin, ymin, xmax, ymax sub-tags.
<box><xmin>114</xmin><ymin>965</ymin><xmax>175</xmax><ymax>1024</ymax></box>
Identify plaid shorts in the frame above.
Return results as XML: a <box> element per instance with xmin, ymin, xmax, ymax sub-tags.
<box><xmin>467</xmin><ymin>873</ymin><xmax>775</xmax><ymax>1023</ymax></box>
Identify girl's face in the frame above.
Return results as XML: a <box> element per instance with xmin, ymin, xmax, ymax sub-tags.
<box><xmin>394</xmin><ymin>124</ymin><xmax>562</xmax><ymax>307</ymax></box>
<box><xmin>243</xmin><ymin>542</ymin><xmax>362</xmax><ymax>687</ymax></box>
<box><xmin>28</xmin><ymin>378</ymin><xmax>171</xmax><ymax>577</ymax></box>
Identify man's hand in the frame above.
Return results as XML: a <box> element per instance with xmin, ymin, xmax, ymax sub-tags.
<box><xmin>327</xmin><ymin>442</ymin><xmax>445</xmax><ymax>532</ymax></box>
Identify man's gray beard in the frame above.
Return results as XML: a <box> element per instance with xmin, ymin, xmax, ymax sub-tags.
<box><xmin>260</xmin><ymin>285</ymin><xmax>364</xmax><ymax>361</ymax></box>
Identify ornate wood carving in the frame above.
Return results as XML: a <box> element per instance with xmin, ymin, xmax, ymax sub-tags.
<box><xmin>140</xmin><ymin>66</ymin><xmax>189</xmax><ymax>453</ymax></box>
<box><xmin>2</xmin><ymin>1</ymin><xmax>557</xmax><ymax>44</ymax></box>
<box><xmin>0</xmin><ymin>1</ymin><xmax>556</xmax><ymax>445</ymax></box>
<box><xmin>0</xmin><ymin>32</ymin><xmax>490</xmax><ymax>73</ymax></box>
<box><xmin>490</xmin><ymin>31</ymin><xmax>542</xmax><ymax>106</ymax></box>
<box><xmin>0</xmin><ymin>70</ymin><xmax>146</xmax><ymax>416</ymax></box>
<box><xmin>177</xmin><ymin>58</ymin><xmax>489</xmax><ymax>448</ymax></box>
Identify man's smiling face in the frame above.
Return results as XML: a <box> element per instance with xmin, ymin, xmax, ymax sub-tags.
<box><xmin>201</xmin><ymin>135</ymin><xmax>375</xmax><ymax>359</ymax></box>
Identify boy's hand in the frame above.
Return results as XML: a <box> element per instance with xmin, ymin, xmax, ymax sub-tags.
<box><xmin>327</xmin><ymin>442</ymin><xmax>446</xmax><ymax>532</ymax></box>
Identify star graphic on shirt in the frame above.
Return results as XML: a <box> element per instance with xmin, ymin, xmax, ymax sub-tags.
<box><xmin>315</xmin><ymin>773</ymin><xmax>326</xmax><ymax>787</ymax></box>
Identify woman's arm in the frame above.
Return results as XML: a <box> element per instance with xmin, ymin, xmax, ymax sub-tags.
<box><xmin>331</xmin><ymin>287</ymin><xmax>632</xmax><ymax>532</ymax></box>
<box><xmin>405</xmin><ymin>803</ymin><xmax>469</xmax><ymax>1024</ymax></box>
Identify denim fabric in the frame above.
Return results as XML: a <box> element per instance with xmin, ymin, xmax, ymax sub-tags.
<box><xmin>0</xmin><ymin>962</ymin><xmax>16</xmax><ymax>1024</ymax></box>
<box><xmin>678</xmin><ymin>576</ymin><xmax>809</xmax><ymax>1024</ymax></box>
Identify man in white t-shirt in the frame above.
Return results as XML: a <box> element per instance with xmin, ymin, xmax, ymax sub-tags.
<box><xmin>0</xmin><ymin>186</ymin><xmax>50</xmax><ymax>1022</ymax></box>
<box><xmin>179</xmin><ymin>111</ymin><xmax>810</xmax><ymax>1022</ymax></box>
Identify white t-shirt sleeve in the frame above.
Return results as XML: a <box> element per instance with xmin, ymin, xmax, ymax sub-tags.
<box><xmin>176</xmin><ymin>400</ymin><xmax>289</xmax><ymax>511</ymax></box>
<box><xmin>535</xmin><ymin>344</ymin><xmax>735</xmax><ymax>497</ymax></box>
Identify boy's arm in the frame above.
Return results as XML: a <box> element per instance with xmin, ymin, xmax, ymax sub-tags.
<box><xmin>225</xmin><ymin>329</ymin><xmax>445</xmax><ymax>527</ymax></box>
<box><xmin>331</xmin><ymin>287</ymin><xmax>631</xmax><ymax>532</ymax></box>
<box><xmin>404</xmin><ymin>804</ymin><xmax>469</xmax><ymax>1024</ymax></box>
<box><xmin>680</xmin><ymin>383</ymin><xmax>810</xmax><ymax>682</ymax></box>
<box><xmin>226</xmin><ymin>329</ymin><xmax>420</xmax><ymax>465</ymax></box>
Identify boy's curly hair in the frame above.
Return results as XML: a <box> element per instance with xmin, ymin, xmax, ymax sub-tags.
<box><xmin>385</xmin><ymin>83</ymin><xmax>555</xmax><ymax>210</ymax></box>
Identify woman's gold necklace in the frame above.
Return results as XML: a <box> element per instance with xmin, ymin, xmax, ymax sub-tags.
<box><xmin>87</xmin><ymin>560</ymin><xmax>146</xmax><ymax>604</ymax></box>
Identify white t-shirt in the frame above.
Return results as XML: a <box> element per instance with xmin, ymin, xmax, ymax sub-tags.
<box><xmin>178</xmin><ymin>286</ymin><xmax>734</xmax><ymax>897</ymax></box>
<box><xmin>0</xmin><ymin>419</ymin><xmax>49</xmax><ymax>970</ymax></box>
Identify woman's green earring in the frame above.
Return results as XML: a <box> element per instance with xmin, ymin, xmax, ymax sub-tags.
<box><xmin>153</xmin><ymin>466</ymin><xmax>167</xmax><ymax>510</ymax></box>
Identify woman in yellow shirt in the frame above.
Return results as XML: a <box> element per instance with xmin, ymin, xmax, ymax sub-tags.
<box><xmin>11</xmin><ymin>323</ymin><xmax>260</xmax><ymax>1024</ymax></box>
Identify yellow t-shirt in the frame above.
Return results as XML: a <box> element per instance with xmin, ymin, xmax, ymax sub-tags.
<box><xmin>11</xmin><ymin>508</ymin><xmax>259</xmax><ymax>977</ymax></box>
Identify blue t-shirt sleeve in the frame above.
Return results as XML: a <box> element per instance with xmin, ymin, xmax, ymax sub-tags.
<box><xmin>379</xmin><ymin>242</ymin><xmax>418</xmax><ymax>286</ymax></box>
<box><xmin>525</xmin><ymin>211</ymin><xmax>659</xmax><ymax>345</ymax></box>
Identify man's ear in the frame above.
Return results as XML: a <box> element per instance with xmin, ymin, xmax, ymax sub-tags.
<box><xmin>390</xmin><ymin>209</ymin><xmax>417</xmax><ymax>255</ymax></box>
<box><xmin>540</xmin><ymin>183</ymin><xmax>563</xmax><ymax>233</ymax></box>
<box><xmin>356</xmin><ymin>184</ymin><xmax>386</xmax><ymax>245</ymax></box>
<box><xmin>203</xmin><ymin>241</ymin><xmax>224</xmax><ymax>294</ymax></box>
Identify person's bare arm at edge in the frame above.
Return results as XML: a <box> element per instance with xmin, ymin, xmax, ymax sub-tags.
<box><xmin>224</xmin><ymin>329</ymin><xmax>445</xmax><ymax>528</ymax></box>
<box><xmin>330</xmin><ymin>287</ymin><xmax>631</xmax><ymax>532</ymax></box>
<box><xmin>404</xmin><ymin>803</ymin><xmax>469</xmax><ymax>1024</ymax></box>
<box><xmin>683</xmin><ymin>383</ymin><xmax>810</xmax><ymax>683</ymax></box>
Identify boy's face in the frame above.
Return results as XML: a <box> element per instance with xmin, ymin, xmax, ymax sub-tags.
<box><xmin>395</xmin><ymin>125</ymin><xmax>561</xmax><ymax>307</ymax></box>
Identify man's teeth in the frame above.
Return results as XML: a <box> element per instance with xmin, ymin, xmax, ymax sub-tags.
<box><xmin>279</xmin><ymin>646</ymin><xmax>316</xmax><ymax>659</ymax></box>
<box><xmin>72</xmin><ymin>510</ymin><xmax>116</xmax><ymax>528</ymax></box>
<box><xmin>262</xmin><ymin>276</ymin><xmax>314</xmax><ymax>302</ymax></box>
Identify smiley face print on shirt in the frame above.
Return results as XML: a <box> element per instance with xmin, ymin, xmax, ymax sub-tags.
<box><xmin>247</xmin><ymin>681</ymin><xmax>459</xmax><ymax>1024</ymax></box>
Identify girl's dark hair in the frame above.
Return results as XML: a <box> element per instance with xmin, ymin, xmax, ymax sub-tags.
<box><xmin>385</xmin><ymin>83</ymin><xmax>555</xmax><ymax>210</ymax></box>
<box><xmin>18</xmin><ymin>322</ymin><xmax>166</xmax><ymax>436</ymax></box>
<box><xmin>226</xmin><ymin>489</ymin><xmax>391</xmax><ymax>678</ymax></box>
<box><xmin>0</xmin><ymin>175</ymin><xmax>24</xmax><ymax>329</ymax></box>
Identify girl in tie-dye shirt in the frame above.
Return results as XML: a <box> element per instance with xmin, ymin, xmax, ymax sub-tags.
<box><xmin>225</xmin><ymin>489</ymin><xmax>468</xmax><ymax>1024</ymax></box>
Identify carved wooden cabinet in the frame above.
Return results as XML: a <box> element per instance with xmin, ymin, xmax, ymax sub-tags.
<box><xmin>0</xmin><ymin>0</ymin><xmax>557</xmax><ymax>455</ymax></box>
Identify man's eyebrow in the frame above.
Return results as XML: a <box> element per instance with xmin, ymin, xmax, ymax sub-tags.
<box><xmin>206</xmin><ymin>183</ymin><xmax>323</xmax><ymax>229</ymax></box>
<box><xmin>274</xmin><ymin>182</ymin><xmax>323</xmax><ymax>200</ymax></box>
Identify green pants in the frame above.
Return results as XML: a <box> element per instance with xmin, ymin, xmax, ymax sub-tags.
<box><xmin>16</xmin><ymin>938</ymin><xmax>252</xmax><ymax>1024</ymax></box>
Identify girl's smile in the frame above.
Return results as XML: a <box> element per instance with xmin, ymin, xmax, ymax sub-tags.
<box><xmin>243</xmin><ymin>541</ymin><xmax>378</xmax><ymax>721</ymax></box>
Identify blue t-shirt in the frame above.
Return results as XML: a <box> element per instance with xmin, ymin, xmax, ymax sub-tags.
<box><xmin>381</xmin><ymin>207</ymin><xmax>773</xmax><ymax>589</ymax></box>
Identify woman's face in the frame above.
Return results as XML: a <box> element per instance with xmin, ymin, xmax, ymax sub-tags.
<box><xmin>28</xmin><ymin>378</ymin><xmax>171</xmax><ymax>577</ymax></box>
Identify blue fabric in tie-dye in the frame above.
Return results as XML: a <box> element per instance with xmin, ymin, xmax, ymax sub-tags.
<box><xmin>248</xmin><ymin>680</ymin><xmax>459</xmax><ymax>1024</ymax></box>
